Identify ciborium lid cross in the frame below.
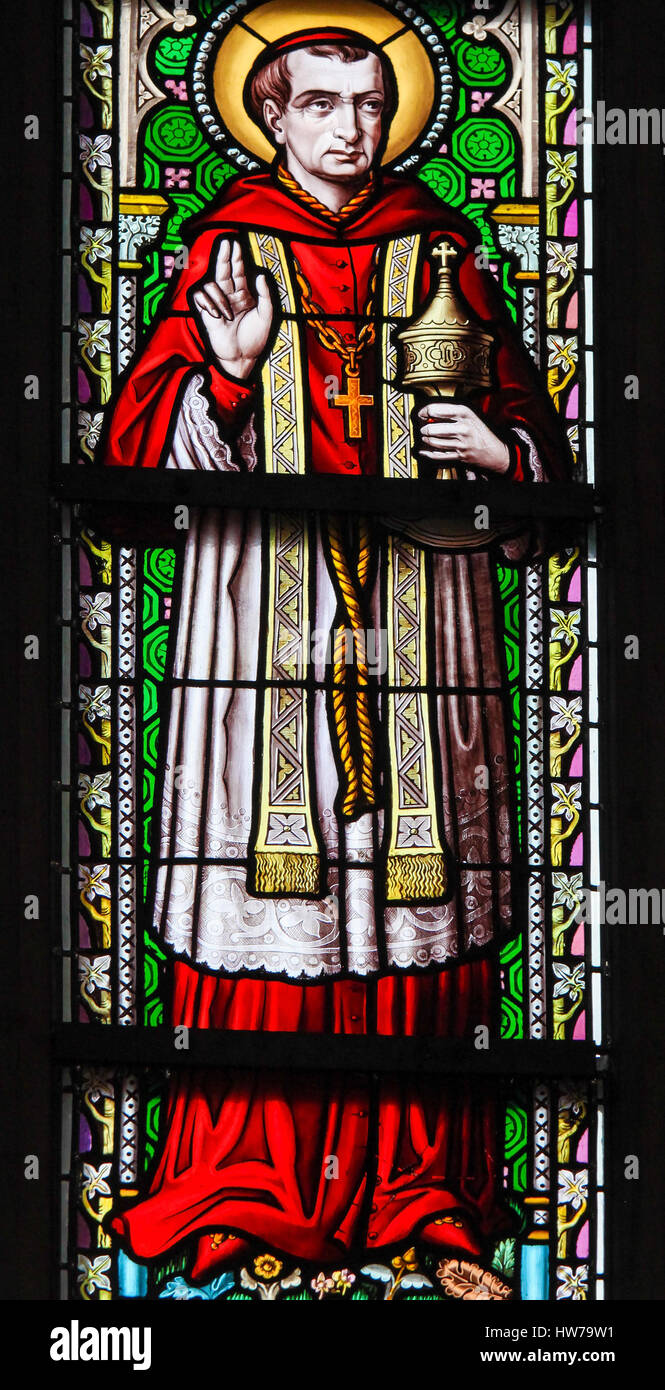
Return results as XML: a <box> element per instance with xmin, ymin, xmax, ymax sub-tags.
<box><xmin>431</xmin><ymin>240</ymin><xmax>458</xmax><ymax>273</ymax></box>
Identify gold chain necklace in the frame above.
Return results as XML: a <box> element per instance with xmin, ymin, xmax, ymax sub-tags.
<box><xmin>294</xmin><ymin>257</ymin><xmax>379</xmax><ymax>440</ymax></box>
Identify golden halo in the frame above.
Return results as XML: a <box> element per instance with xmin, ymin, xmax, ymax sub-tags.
<box><xmin>191</xmin><ymin>0</ymin><xmax>454</xmax><ymax>172</ymax></box>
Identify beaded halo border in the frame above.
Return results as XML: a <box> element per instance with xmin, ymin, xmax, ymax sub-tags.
<box><xmin>190</xmin><ymin>0</ymin><xmax>454</xmax><ymax>174</ymax></box>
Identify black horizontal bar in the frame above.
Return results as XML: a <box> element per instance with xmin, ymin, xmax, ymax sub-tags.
<box><xmin>54</xmin><ymin>1025</ymin><xmax>603</xmax><ymax>1077</ymax></box>
<box><xmin>55</xmin><ymin>471</ymin><xmax>599</xmax><ymax>522</ymax></box>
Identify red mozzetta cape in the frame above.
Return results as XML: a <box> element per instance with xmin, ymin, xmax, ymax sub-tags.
<box><xmin>103</xmin><ymin>170</ymin><xmax>571</xmax><ymax>482</ymax></box>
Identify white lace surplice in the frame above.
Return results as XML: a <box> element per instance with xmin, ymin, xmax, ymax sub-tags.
<box><xmin>153</xmin><ymin>374</ymin><xmax>533</xmax><ymax>979</ymax></box>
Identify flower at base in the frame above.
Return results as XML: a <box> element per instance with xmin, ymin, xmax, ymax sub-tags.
<box><xmin>331</xmin><ymin>1269</ymin><xmax>356</xmax><ymax>1294</ymax></box>
<box><xmin>311</xmin><ymin>1272</ymin><xmax>335</xmax><ymax>1298</ymax></box>
<box><xmin>392</xmin><ymin>1247</ymin><xmax>419</xmax><ymax>1274</ymax></box>
<box><xmin>253</xmin><ymin>1254</ymin><xmax>283</xmax><ymax>1281</ymax></box>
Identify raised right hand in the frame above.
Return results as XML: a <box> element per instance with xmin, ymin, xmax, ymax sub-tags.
<box><xmin>192</xmin><ymin>237</ymin><xmax>274</xmax><ymax>380</ymax></box>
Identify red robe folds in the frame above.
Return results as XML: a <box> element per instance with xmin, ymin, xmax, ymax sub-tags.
<box><xmin>105</xmin><ymin>171</ymin><xmax>566</xmax><ymax>482</ymax></box>
<box><xmin>106</xmin><ymin>170</ymin><xmax>569</xmax><ymax>1272</ymax></box>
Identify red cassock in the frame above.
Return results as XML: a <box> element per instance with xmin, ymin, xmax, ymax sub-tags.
<box><xmin>106</xmin><ymin>169</ymin><xmax>569</xmax><ymax>1275</ymax></box>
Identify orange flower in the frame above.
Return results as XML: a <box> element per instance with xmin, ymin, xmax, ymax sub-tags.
<box><xmin>391</xmin><ymin>1247</ymin><xmax>419</xmax><ymax>1274</ymax></box>
<box><xmin>253</xmin><ymin>1254</ymin><xmax>283</xmax><ymax>1281</ymax></box>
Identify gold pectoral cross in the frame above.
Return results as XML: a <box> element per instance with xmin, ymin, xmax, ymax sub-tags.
<box><xmin>332</xmin><ymin>367</ymin><xmax>374</xmax><ymax>441</ymax></box>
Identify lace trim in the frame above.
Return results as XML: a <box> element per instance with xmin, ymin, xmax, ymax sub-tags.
<box><xmin>167</xmin><ymin>373</ymin><xmax>258</xmax><ymax>472</ymax></box>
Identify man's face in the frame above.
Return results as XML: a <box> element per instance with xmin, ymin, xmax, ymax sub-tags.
<box><xmin>264</xmin><ymin>50</ymin><xmax>386</xmax><ymax>182</ymax></box>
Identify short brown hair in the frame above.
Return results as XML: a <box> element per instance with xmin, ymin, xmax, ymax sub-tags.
<box><xmin>247</xmin><ymin>42</ymin><xmax>396</xmax><ymax>135</ymax></box>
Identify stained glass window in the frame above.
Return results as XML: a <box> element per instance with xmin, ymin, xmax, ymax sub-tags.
<box><xmin>57</xmin><ymin>0</ymin><xmax>604</xmax><ymax>1304</ymax></box>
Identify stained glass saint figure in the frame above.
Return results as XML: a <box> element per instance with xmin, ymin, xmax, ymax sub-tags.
<box><xmin>105</xmin><ymin>4</ymin><xmax>570</xmax><ymax>1281</ymax></box>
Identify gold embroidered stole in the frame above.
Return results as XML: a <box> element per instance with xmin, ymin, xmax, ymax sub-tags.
<box><xmin>247</xmin><ymin>231</ymin><xmax>449</xmax><ymax>903</ymax></box>
<box><xmin>247</xmin><ymin>232</ymin><xmax>320</xmax><ymax>896</ymax></box>
<box><xmin>381</xmin><ymin>235</ymin><xmax>450</xmax><ymax>902</ymax></box>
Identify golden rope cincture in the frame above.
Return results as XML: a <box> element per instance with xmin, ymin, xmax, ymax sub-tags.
<box><xmin>355</xmin><ymin>517</ymin><xmax>375</xmax><ymax>806</ymax></box>
<box><xmin>325</xmin><ymin>514</ymin><xmax>376</xmax><ymax>820</ymax></box>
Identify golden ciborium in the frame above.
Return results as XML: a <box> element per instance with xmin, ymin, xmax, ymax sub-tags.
<box><xmin>397</xmin><ymin>239</ymin><xmax>495</xmax><ymax>481</ymax></box>
<box><xmin>391</xmin><ymin>239</ymin><xmax>516</xmax><ymax>548</ymax></box>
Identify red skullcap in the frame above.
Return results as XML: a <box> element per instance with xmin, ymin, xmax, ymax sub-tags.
<box><xmin>271</xmin><ymin>29</ymin><xmax>368</xmax><ymax>52</ymax></box>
